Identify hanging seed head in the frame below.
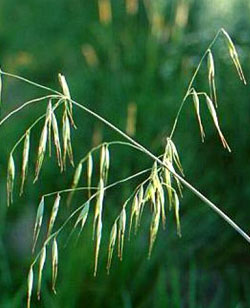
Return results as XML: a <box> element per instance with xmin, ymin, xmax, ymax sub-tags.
<box><xmin>93</xmin><ymin>179</ymin><xmax>105</xmax><ymax>239</ymax></box>
<box><xmin>34</xmin><ymin>122</ymin><xmax>48</xmax><ymax>182</ymax></box>
<box><xmin>7</xmin><ymin>153</ymin><xmax>15</xmax><ymax>206</ymax></box>
<box><xmin>192</xmin><ymin>89</ymin><xmax>205</xmax><ymax>142</ymax></box>
<box><xmin>221</xmin><ymin>28</ymin><xmax>246</xmax><ymax>85</ymax></box>
<box><xmin>94</xmin><ymin>217</ymin><xmax>102</xmax><ymax>277</ymax></box>
<box><xmin>62</xmin><ymin>111</ymin><xmax>74</xmax><ymax>168</ymax></box>
<box><xmin>67</xmin><ymin>162</ymin><xmax>83</xmax><ymax>206</ymax></box>
<box><xmin>37</xmin><ymin>246</ymin><xmax>46</xmax><ymax>300</ymax></box>
<box><xmin>58</xmin><ymin>73</ymin><xmax>75</xmax><ymax>127</ymax></box>
<box><xmin>87</xmin><ymin>153</ymin><xmax>93</xmax><ymax>198</ymax></box>
<box><xmin>100</xmin><ymin>144</ymin><xmax>110</xmax><ymax>182</ymax></box>
<box><xmin>27</xmin><ymin>266</ymin><xmax>34</xmax><ymax>308</ymax></box>
<box><xmin>47</xmin><ymin>194</ymin><xmax>61</xmax><ymax>238</ymax></box>
<box><xmin>46</xmin><ymin>100</ymin><xmax>53</xmax><ymax>156</ymax></box>
<box><xmin>20</xmin><ymin>130</ymin><xmax>30</xmax><ymax>195</ymax></box>
<box><xmin>148</xmin><ymin>201</ymin><xmax>160</xmax><ymax>259</ymax></box>
<box><xmin>174</xmin><ymin>192</ymin><xmax>181</xmax><ymax>237</ymax></box>
<box><xmin>107</xmin><ymin>221</ymin><xmax>117</xmax><ymax>274</ymax></box>
<box><xmin>118</xmin><ymin>207</ymin><xmax>126</xmax><ymax>261</ymax></box>
<box><xmin>52</xmin><ymin>238</ymin><xmax>58</xmax><ymax>294</ymax></box>
<box><xmin>51</xmin><ymin>111</ymin><xmax>63</xmax><ymax>171</ymax></box>
<box><xmin>207</xmin><ymin>50</ymin><xmax>217</xmax><ymax>107</ymax></box>
<box><xmin>32</xmin><ymin>196</ymin><xmax>45</xmax><ymax>253</ymax></box>
<box><xmin>129</xmin><ymin>193</ymin><xmax>139</xmax><ymax>238</ymax></box>
<box><xmin>205</xmin><ymin>95</ymin><xmax>231</xmax><ymax>152</ymax></box>
<box><xmin>74</xmin><ymin>201</ymin><xmax>90</xmax><ymax>231</ymax></box>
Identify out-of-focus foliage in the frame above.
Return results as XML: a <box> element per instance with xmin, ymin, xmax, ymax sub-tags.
<box><xmin>0</xmin><ymin>0</ymin><xmax>249</xmax><ymax>307</ymax></box>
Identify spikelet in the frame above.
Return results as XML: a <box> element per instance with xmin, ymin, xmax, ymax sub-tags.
<box><xmin>94</xmin><ymin>217</ymin><xmax>102</xmax><ymax>277</ymax></box>
<box><xmin>207</xmin><ymin>50</ymin><xmax>217</xmax><ymax>107</ymax></box>
<box><xmin>129</xmin><ymin>193</ymin><xmax>139</xmax><ymax>238</ymax></box>
<box><xmin>157</xmin><ymin>183</ymin><xmax>166</xmax><ymax>229</ymax></box>
<box><xmin>7</xmin><ymin>153</ymin><xmax>15</xmax><ymax>206</ymax></box>
<box><xmin>74</xmin><ymin>201</ymin><xmax>90</xmax><ymax>237</ymax></box>
<box><xmin>47</xmin><ymin>194</ymin><xmax>61</xmax><ymax>238</ymax></box>
<box><xmin>37</xmin><ymin>246</ymin><xmax>46</xmax><ymax>300</ymax></box>
<box><xmin>20</xmin><ymin>130</ymin><xmax>30</xmax><ymax>195</ymax></box>
<box><xmin>148</xmin><ymin>199</ymin><xmax>160</xmax><ymax>259</ymax></box>
<box><xmin>33</xmin><ymin>197</ymin><xmax>45</xmax><ymax>252</ymax></box>
<box><xmin>192</xmin><ymin>89</ymin><xmax>205</xmax><ymax>142</ymax></box>
<box><xmin>27</xmin><ymin>266</ymin><xmax>34</xmax><ymax>308</ymax></box>
<box><xmin>62</xmin><ymin>111</ymin><xmax>74</xmax><ymax>168</ymax></box>
<box><xmin>52</xmin><ymin>238</ymin><xmax>58</xmax><ymax>294</ymax></box>
<box><xmin>34</xmin><ymin>121</ymin><xmax>48</xmax><ymax>182</ymax></box>
<box><xmin>107</xmin><ymin>221</ymin><xmax>117</xmax><ymax>274</ymax></box>
<box><xmin>138</xmin><ymin>185</ymin><xmax>146</xmax><ymax>227</ymax></box>
<box><xmin>166</xmin><ymin>138</ymin><xmax>184</xmax><ymax>175</ymax></box>
<box><xmin>164</xmin><ymin>166</ymin><xmax>173</xmax><ymax>209</ymax></box>
<box><xmin>46</xmin><ymin>100</ymin><xmax>53</xmax><ymax>156</ymax></box>
<box><xmin>58</xmin><ymin>73</ymin><xmax>75</xmax><ymax>126</ymax></box>
<box><xmin>100</xmin><ymin>144</ymin><xmax>110</xmax><ymax>183</ymax></box>
<box><xmin>51</xmin><ymin>111</ymin><xmax>63</xmax><ymax>171</ymax></box>
<box><xmin>205</xmin><ymin>94</ymin><xmax>231</xmax><ymax>152</ymax></box>
<box><xmin>221</xmin><ymin>28</ymin><xmax>246</xmax><ymax>85</ymax></box>
<box><xmin>67</xmin><ymin>162</ymin><xmax>83</xmax><ymax>206</ymax></box>
<box><xmin>87</xmin><ymin>153</ymin><xmax>93</xmax><ymax>198</ymax></box>
<box><xmin>118</xmin><ymin>207</ymin><xmax>126</xmax><ymax>261</ymax></box>
<box><xmin>174</xmin><ymin>192</ymin><xmax>181</xmax><ymax>237</ymax></box>
<box><xmin>93</xmin><ymin>179</ymin><xmax>104</xmax><ymax>239</ymax></box>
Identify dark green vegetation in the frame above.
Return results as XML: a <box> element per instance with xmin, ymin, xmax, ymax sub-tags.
<box><xmin>0</xmin><ymin>0</ymin><xmax>250</xmax><ymax>307</ymax></box>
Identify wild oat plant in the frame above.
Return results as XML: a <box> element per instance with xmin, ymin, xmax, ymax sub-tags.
<box><xmin>0</xmin><ymin>29</ymin><xmax>249</xmax><ymax>307</ymax></box>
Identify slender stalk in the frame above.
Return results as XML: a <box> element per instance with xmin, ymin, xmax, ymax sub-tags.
<box><xmin>0</xmin><ymin>71</ymin><xmax>61</xmax><ymax>95</ymax></box>
<box><xmin>0</xmin><ymin>95</ymin><xmax>60</xmax><ymax>127</ymax></box>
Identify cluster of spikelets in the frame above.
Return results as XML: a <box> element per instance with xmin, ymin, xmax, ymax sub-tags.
<box><xmin>2</xmin><ymin>28</ymin><xmax>246</xmax><ymax>308</ymax></box>
<box><xmin>188</xmin><ymin>29</ymin><xmax>246</xmax><ymax>151</ymax></box>
<box><xmin>25</xmin><ymin>137</ymin><xmax>184</xmax><ymax>308</ymax></box>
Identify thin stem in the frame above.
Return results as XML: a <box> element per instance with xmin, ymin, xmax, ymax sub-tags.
<box><xmin>0</xmin><ymin>71</ymin><xmax>61</xmax><ymax>95</ymax></box>
<box><xmin>0</xmin><ymin>95</ymin><xmax>60</xmax><ymax>127</ymax></box>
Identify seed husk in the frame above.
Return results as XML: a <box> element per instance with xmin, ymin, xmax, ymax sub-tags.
<box><xmin>174</xmin><ymin>192</ymin><xmax>181</xmax><ymax>237</ymax></box>
<box><xmin>207</xmin><ymin>50</ymin><xmax>217</xmax><ymax>107</ymax></box>
<box><xmin>46</xmin><ymin>100</ymin><xmax>53</xmax><ymax>156</ymax></box>
<box><xmin>58</xmin><ymin>73</ymin><xmax>75</xmax><ymax>126</ymax></box>
<box><xmin>205</xmin><ymin>95</ymin><xmax>231</xmax><ymax>152</ymax></box>
<box><xmin>221</xmin><ymin>28</ymin><xmax>246</xmax><ymax>85</ymax></box>
<box><xmin>62</xmin><ymin>111</ymin><xmax>74</xmax><ymax>168</ymax></box>
<box><xmin>93</xmin><ymin>179</ymin><xmax>104</xmax><ymax>239</ymax></box>
<box><xmin>67</xmin><ymin>162</ymin><xmax>83</xmax><ymax>206</ymax></box>
<box><xmin>118</xmin><ymin>207</ymin><xmax>126</xmax><ymax>261</ymax></box>
<box><xmin>94</xmin><ymin>217</ymin><xmax>102</xmax><ymax>277</ymax></box>
<box><xmin>27</xmin><ymin>266</ymin><xmax>34</xmax><ymax>308</ymax></box>
<box><xmin>192</xmin><ymin>89</ymin><xmax>205</xmax><ymax>142</ymax></box>
<box><xmin>7</xmin><ymin>153</ymin><xmax>15</xmax><ymax>206</ymax></box>
<box><xmin>20</xmin><ymin>130</ymin><xmax>30</xmax><ymax>195</ymax></box>
<box><xmin>148</xmin><ymin>200</ymin><xmax>160</xmax><ymax>259</ymax></box>
<box><xmin>52</xmin><ymin>238</ymin><xmax>58</xmax><ymax>294</ymax></box>
<box><xmin>107</xmin><ymin>221</ymin><xmax>117</xmax><ymax>274</ymax></box>
<box><xmin>129</xmin><ymin>194</ymin><xmax>139</xmax><ymax>238</ymax></box>
<box><xmin>34</xmin><ymin>122</ymin><xmax>48</xmax><ymax>182</ymax></box>
<box><xmin>51</xmin><ymin>111</ymin><xmax>63</xmax><ymax>171</ymax></box>
<box><xmin>47</xmin><ymin>194</ymin><xmax>61</xmax><ymax>238</ymax></box>
<box><xmin>74</xmin><ymin>201</ymin><xmax>90</xmax><ymax>237</ymax></box>
<box><xmin>37</xmin><ymin>246</ymin><xmax>46</xmax><ymax>300</ymax></box>
<box><xmin>87</xmin><ymin>153</ymin><xmax>93</xmax><ymax>198</ymax></box>
<box><xmin>33</xmin><ymin>197</ymin><xmax>45</xmax><ymax>252</ymax></box>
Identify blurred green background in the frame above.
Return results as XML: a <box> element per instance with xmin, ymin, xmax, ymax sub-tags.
<box><xmin>0</xmin><ymin>0</ymin><xmax>250</xmax><ymax>307</ymax></box>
